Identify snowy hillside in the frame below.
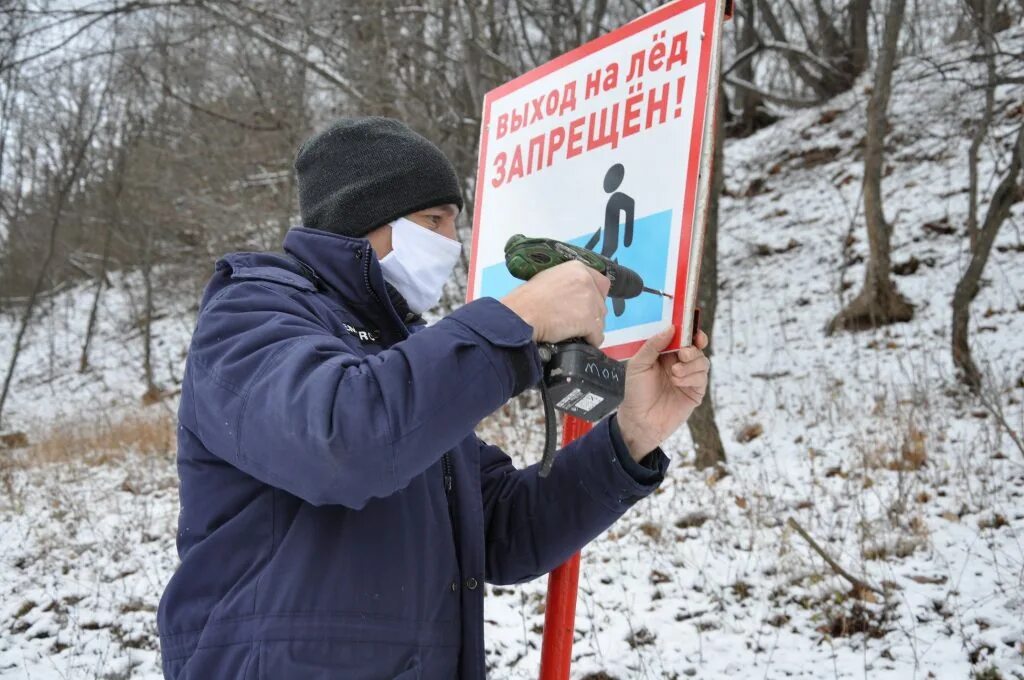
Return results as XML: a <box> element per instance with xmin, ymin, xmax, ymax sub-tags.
<box><xmin>2</xmin><ymin>28</ymin><xmax>1023</xmax><ymax>680</ymax></box>
<box><xmin>0</xmin><ymin>268</ymin><xmax>199</xmax><ymax>434</ymax></box>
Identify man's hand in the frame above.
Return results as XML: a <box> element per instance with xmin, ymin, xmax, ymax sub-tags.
<box><xmin>500</xmin><ymin>261</ymin><xmax>611</xmax><ymax>347</ymax></box>
<box><xmin>616</xmin><ymin>327</ymin><xmax>710</xmax><ymax>462</ymax></box>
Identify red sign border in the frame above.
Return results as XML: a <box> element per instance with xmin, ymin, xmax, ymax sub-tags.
<box><xmin>467</xmin><ymin>0</ymin><xmax>720</xmax><ymax>361</ymax></box>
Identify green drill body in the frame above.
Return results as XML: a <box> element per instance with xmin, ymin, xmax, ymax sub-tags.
<box><xmin>503</xmin><ymin>234</ymin><xmax>668</xmax><ymax>299</ymax></box>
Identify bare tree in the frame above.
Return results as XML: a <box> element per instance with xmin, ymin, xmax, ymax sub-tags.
<box><xmin>80</xmin><ymin>112</ymin><xmax>137</xmax><ymax>373</ymax></box>
<box><xmin>0</xmin><ymin>77</ymin><xmax>108</xmax><ymax>427</ymax></box>
<box><xmin>952</xmin><ymin>0</ymin><xmax>1015</xmax><ymax>40</ymax></box>
<box><xmin>726</xmin><ymin>3</ymin><xmax>777</xmax><ymax>136</ymax></box>
<box><xmin>952</xmin><ymin>0</ymin><xmax>1024</xmax><ymax>390</ymax></box>
<box><xmin>847</xmin><ymin>0</ymin><xmax>871</xmax><ymax>81</ymax></box>
<box><xmin>754</xmin><ymin>0</ymin><xmax>873</xmax><ymax>103</ymax></box>
<box><xmin>952</xmin><ymin>123</ymin><xmax>1024</xmax><ymax>391</ymax></box>
<box><xmin>827</xmin><ymin>0</ymin><xmax>914</xmax><ymax>334</ymax></box>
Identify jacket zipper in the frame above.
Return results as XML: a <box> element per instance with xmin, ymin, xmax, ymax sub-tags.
<box><xmin>361</xmin><ymin>243</ymin><xmax>386</xmax><ymax>308</ymax></box>
<box><xmin>362</xmin><ymin>242</ymin><xmax>460</xmax><ymax>561</ymax></box>
<box><xmin>442</xmin><ymin>452</ymin><xmax>460</xmax><ymax>565</ymax></box>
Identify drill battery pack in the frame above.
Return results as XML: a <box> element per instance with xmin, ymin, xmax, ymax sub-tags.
<box><xmin>541</xmin><ymin>341</ymin><xmax>625</xmax><ymax>422</ymax></box>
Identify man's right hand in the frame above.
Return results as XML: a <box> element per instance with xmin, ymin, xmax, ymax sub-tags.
<box><xmin>500</xmin><ymin>261</ymin><xmax>611</xmax><ymax>347</ymax></box>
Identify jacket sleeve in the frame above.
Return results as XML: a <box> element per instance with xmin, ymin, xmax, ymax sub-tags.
<box><xmin>182</xmin><ymin>281</ymin><xmax>541</xmax><ymax>509</ymax></box>
<box><xmin>479</xmin><ymin>415</ymin><xmax>669</xmax><ymax>585</ymax></box>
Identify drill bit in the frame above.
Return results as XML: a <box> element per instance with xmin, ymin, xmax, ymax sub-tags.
<box><xmin>643</xmin><ymin>287</ymin><xmax>673</xmax><ymax>298</ymax></box>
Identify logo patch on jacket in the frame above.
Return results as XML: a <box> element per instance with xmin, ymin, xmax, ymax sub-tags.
<box><xmin>342</xmin><ymin>322</ymin><xmax>382</xmax><ymax>345</ymax></box>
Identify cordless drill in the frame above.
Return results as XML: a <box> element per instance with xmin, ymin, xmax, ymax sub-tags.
<box><xmin>503</xmin><ymin>234</ymin><xmax>670</xmax><ymax>476</ymax></box>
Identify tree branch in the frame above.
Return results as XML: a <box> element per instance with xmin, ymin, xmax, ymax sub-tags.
<box><xmin>193</xmin><ymin>0</ymin><xmax>367</xmax><ymax>104</ymax></box>
<box><xmin>787</xmin><ymin>517</ymin><xmax>884</xmax><ymax>597</ymax></box>
<box><xmin>725</xmin><ymin>75</ymin><xmax>824</xmax><ymax>108</ymax></box>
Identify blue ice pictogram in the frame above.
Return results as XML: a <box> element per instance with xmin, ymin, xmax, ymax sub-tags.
<box><xmin>480</xmin><ymin>208</ymin><xmax>672</xmax><ymax>334</ymax></box>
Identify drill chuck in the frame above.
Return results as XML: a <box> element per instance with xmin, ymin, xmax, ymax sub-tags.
<box><xmin>607</xmin><ymin>264</ymin><xmax>644</xmax><ymax>299</ymax></box>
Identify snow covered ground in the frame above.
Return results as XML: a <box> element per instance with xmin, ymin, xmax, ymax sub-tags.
<box><xmin>1</xmin><ymin>28</ymin><xmax>1023</xmax><ymax>680</ymax></box>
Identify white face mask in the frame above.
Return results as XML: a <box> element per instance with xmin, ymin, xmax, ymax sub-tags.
<box><xmin>379</xmin><ymin>217</ymin><xmax>462</xmax><ymax>314</ymax></box>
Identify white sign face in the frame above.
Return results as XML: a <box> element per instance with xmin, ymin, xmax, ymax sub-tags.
<box><xmin>467</xmin><ymin>0</ymin><xmax>726</xmax><ymax>360</ymax></box>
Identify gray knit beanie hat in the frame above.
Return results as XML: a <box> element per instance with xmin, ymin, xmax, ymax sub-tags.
<box><xmin>295</xmin><ymin>117</ymin><xmax>463</xmax><ymax>238</ymax></box>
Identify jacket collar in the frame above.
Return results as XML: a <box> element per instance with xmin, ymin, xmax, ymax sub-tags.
<box><xmin>282</xmin><ymin>226</ymin><xmax>423</xmax><ymax>326</ymax></box>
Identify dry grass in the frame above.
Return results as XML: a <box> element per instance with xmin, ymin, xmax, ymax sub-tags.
<box><xmin>736</xmin><ymin>422</ymin><xmax>764</xmax><ymax>443</ymax></box>
<box><xmin>858</xmin><ymin>422</ymin><xmax>929</xmax><ymax>472</ymax></box>
<box><xmin>1</xmin><ymin>407</ymin><xmax>178</xmax><ymax>514</ymax></box>
<box><xmin>12</xmin><ymin>409</ymin><xmax>175</xmax><ymax>469</ymax></box>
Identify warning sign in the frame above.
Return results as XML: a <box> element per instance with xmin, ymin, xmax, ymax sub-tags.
<box><xmin>466</xmin><ymin>0</ymin><xmax>727</xmax><ymax>360</ymax></box>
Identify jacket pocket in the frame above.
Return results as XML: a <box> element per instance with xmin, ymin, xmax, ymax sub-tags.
<box><xmin>179</xmin><ymin>641</ymin><xmax>258</xmax><ymax>680</ymax></box>
<box><xmin>392</xmin><ymin>660</ymin><xmax>421</xmax><ymax>679</ymax></box>
<box><xmin>245</xmin><ymin>642</ymin><xmax>261</xmax><ymax>680</ymax></box>
<box><xmin>258</xmin><ymin>640</ymin><xmax>420</xmax><ymax>680</ymax></box>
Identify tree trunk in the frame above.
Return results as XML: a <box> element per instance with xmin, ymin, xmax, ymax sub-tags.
<box><xmin>953</xmin><ymin>0</ymin><xmax>1003</xmax><ymax>391</ymax></box>
<box><xmin>279</xmin><ymin>27</ymin><xmax>310</xmax><ymax>243</ymax></box>
<box><xmin>689</xmin><ymin>89</ymin><xmax>727</xmax><ymax>470</ymax></box>
<box><xmin>141</xmin><ymin>224</ymin><xmax>157</xmax><ymax>398</ymax></box>
<box><xmin>757</xmin><ymin>0</ymin><xmax>833</xmax><ymax>100</ymax></box>
<box><xmin>587</xmin><ymin>0</ymin><xmax>609</xmax><ymax>42</ymax></box>
<box><xmin>827</xmin><ymin>0</ymin><xmax>914</xmax><ymax>335</ymax></box>
<box><xmin>966</xmin><ymin>0</ymin><xmax>997</xmax><ymax>251</ymax></box>
<box><xmin>79</xmin><ymin>221</ymin><xmax>114</xmax><ymax>373</ymax></box>
<box><xmin>848</xmin><ymin>0</ymin><xmax>871</xmax><ymax>79</ymax></box>
<box><xmin>811</xmin><ymin>0</ymin><xmax>853</xmax><ymax>94</ymax></box>
<box><xmin>952</xmin><ymin>123</ymin><xmax>1024</xmax><ymax>391</ymax></box>
<box><xmin>731</xmin><ymin>3</ymin><xmax>776</xmax><ymax>137</ymax></box>
<box><xmin>952</xmin><ymin>0</ymin><xmax>1013</xmax><ymax>41</ymax></box>
<box><xmin>80</xmin><ymin>136</ymin><xmax>126</xmax><ymax>373</ymax></box>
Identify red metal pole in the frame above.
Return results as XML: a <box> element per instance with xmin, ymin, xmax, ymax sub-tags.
<box><xmin>538</xmin><ymin>415</ymin><xmax>591</xmax><ymax>679</ymax></box>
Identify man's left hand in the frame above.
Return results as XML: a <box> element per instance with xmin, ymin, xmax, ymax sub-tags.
<box><xmin>616</xmin><ymin>326</ymin><xmax>710</xmax><ymax>462</ymax></box>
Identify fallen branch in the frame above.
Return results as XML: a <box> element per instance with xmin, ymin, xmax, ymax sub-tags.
<box><xmin>786</xmin><ymin>517</ymin><xmax>884</xmax><ymax>597</ymax></box>
<box><xmin>724</xmin><ymin>75</ymin><xmax>823</xmax><ymax>109</ymax></box>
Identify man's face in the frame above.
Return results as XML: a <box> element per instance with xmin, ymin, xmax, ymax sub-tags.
<box><xmin>367</xmin><ymin>203</ymin><xmax>460</xmax><ymax>258</ymax></box>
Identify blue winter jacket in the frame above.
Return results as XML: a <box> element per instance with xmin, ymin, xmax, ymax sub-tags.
<box><xmin>157</xmin><ymin>226</ymin><xmax>669</xmax><ymax>679</ymax></box>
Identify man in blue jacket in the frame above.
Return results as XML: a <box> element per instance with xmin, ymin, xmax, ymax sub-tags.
<box><xmin>158</xmin><ymin>117</ymin><xmax>710</xmax><ymax>679</ymax></box>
